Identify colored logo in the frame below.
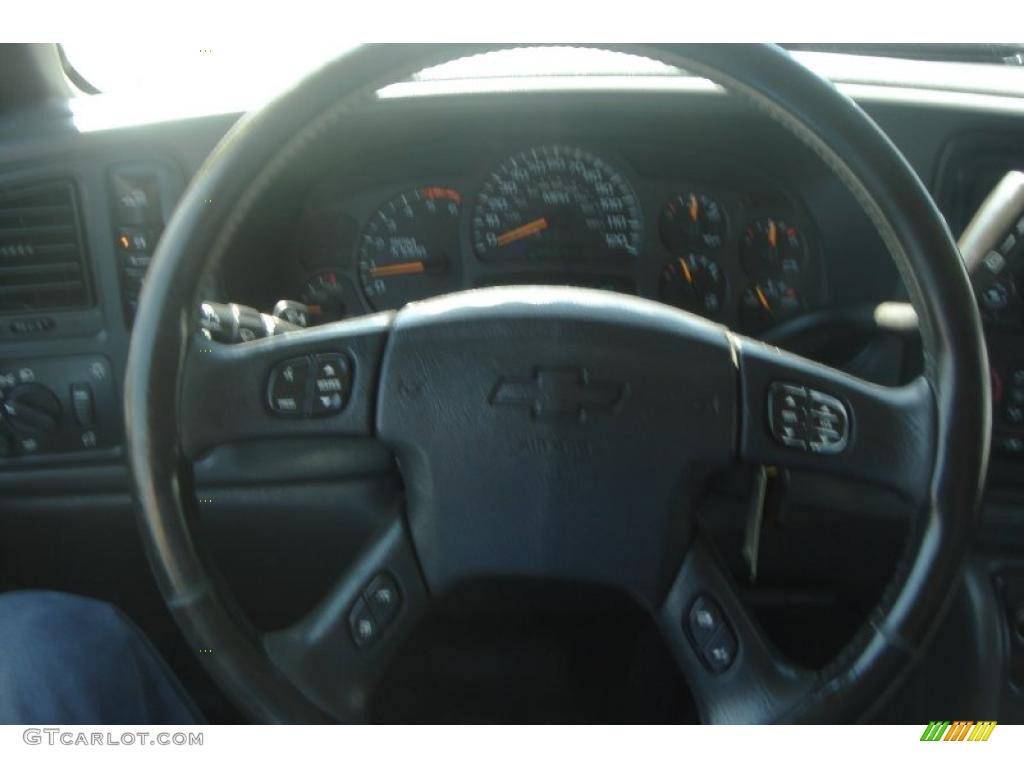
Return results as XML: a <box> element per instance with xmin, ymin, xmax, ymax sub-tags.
<box><xmin>920</xmin><ymin>721</ymin><xmax>997</xmax><ymax>741</ymax></box>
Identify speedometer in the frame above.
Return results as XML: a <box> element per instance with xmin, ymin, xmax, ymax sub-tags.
<box><xmin>471</xmin><ymin>145</ymin><xmax>642</xmax><ymax>262</ymax></box>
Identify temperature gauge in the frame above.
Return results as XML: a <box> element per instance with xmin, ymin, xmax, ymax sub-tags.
<box><xmin>299</xmin><ymin>269</ymin><xmax>355</xmax><ymax>325</ymax></box>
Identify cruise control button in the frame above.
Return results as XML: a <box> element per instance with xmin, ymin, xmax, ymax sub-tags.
<box><xmin>267</xmin><ymin>356</ymin><xmax>312</xmax><ymax>416</ymax></box>
<box><xmin>769</xmin><ymin>382</ymin><xmax>850</xmax><ymax>454</ymax></box>
<box><xmin>310</xmin><ymin>354</ymin><xmax>352</xmax><ymax>415</ymax></box>
<box><xmin>348</xmin><ymin>597</ymin><xmax>379</xmax><ymax>648</ymax></box>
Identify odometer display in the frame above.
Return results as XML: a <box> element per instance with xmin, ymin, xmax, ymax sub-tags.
<box><xmin>471</xmin><ymin>145</ymin><xmax>642</xmax><ymax>262</ymax></box>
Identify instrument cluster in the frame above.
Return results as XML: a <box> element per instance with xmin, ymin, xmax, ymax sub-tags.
<box><xmin>284</xmin><ymin>143</ymin><xmax>822</xmax><ymax>335</ymax></box>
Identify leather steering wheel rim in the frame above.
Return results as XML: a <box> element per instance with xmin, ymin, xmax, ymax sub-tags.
<box><xmin>125</xmin><ymin>44</ymin><xmax>990</xmax><ymax>723</ymax></box>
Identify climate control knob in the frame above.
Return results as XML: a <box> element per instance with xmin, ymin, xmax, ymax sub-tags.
<box><xmin>1</xmin><ymin>384</ymin><xmax>62</xmax><ymax>434</ymax></box>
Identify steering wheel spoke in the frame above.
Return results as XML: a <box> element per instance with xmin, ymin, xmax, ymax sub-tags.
<box><xmin>660</xmin><ymin>534</ymin><xmax>816</xmax><ymax>723</ymax></box>
<box><xmin>733</xmin><ymin>333</ymin><xmax>938</xmax><ymax>504</ymax></box>
<box><xmin>178</xmin><ymin>315</ymin><xmax>392</xmax><ymax>459</ymax></box>
<box><xmin>263</xmin><ymin>514</ymin><xmax>429</xmax><ymax>722</ymax></box>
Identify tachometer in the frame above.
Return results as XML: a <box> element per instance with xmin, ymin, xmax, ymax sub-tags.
<box><xmin>471</xmin><ymin>145</ymin><xmax>642</xmax><ymax>262</ymax></box>
<box><xmin>357</xmin><ymin>187</ymin><xmax>463</xmax><ymax>311</ymax></box>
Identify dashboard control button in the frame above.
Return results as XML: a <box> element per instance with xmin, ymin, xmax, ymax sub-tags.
<box><xmin>687</xmin><ymin>594</ymin><xmax>725</xmax><ymax>647</ymax></box>
<box><xmin>310</xmin><ymin>354</ymin><xmax>352</xmax><ymax>415</ymax></box>
<box><xmin>110</xmin><ymin>169</ymin><xmax>163</xmax><ymax>225</ymax></box>
<box><xmin>1</xmin><ymin>384</ymin><xmax>62</xmax><ymax>434</ymax></box>
<box><xmin>363</xmin><ymin>573</ymin><xmax>402</xmax><ymax>628</ymax></box>
<box><xmin>267</xmin><ymin>357</ymin><xmax>312</xmax><ymax>416</ymax></box>
<box><xmin>1000</xmin><ymin>232</ymin><xmax>1018</xmax><ymax>256</ymax></box>
<box><xmin>115</xmin><ymin>227</ymin><xmax>156</xmax><ymax>253</ymax></box>
<box><xmin>69</xmin><ymin>383</ymin><xmax>95</xmax><ymax>428</ymax></box>
<box><xmin>769</xmin><ymin>382</ymin><xmax>849</xmax><ymax>454</ymax></box>
<box><xmin>348</xmin><ymin>597</ymin><xmax>379</xmax><ymax>649</ymax></box>
<box><xmin>998</xmin><ymin>436</ymin><xmax>1024</xmax><ymax>453</ymax></box>
<box><xmin>685</xmin><ymin>594</ymin><xmax>738</xmax><ymax>675</ymax></box>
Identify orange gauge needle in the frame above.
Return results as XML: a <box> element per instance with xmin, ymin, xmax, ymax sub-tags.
<box><xmin>496</xmin><ymin>217</ymin><xmax>548</xmax><ymax>247</ymax></box>
<box><xmin>754</xmin><ymin>285</ymin><xmax>773</xmax><ymax>313</ymax></box>
<box><xmin>688</xmin><ymin>194</ymin><xmax>700</xmax><ymax>223</ymax></box>
<box><xmin>767</xmin><ymin>219</ymin><xmax>778</xmax><ymax>249</ymax></box>
<box><xmin>369</xmin><ymin>260</ymin><xmax>426</xmax><ymax>278</ymax></box>
<box><xmin>678</xmin><ymin>257</ymin><xmax>694</xmax><ymax>285</ymax></box>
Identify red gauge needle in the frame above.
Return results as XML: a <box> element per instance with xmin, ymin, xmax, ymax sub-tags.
<box><xmin>496</xmin><ymin>217</ymin><xmax>548</xmax><ymax>247</ymax></box>
<box><xmin>368</xmin><ymin>260</ymin><xmax>426</xmax><ymax>278</ymax></box>
<box><xmin>767</xmin><ymin>219</ymin><xmax>778</xmax><ymax>249</ymax></box>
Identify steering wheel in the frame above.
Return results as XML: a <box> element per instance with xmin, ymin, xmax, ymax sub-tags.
<box><xmin>125</xmin><ymin>44</ymin><xmax>990</xmax><ymax>723</ymax></box>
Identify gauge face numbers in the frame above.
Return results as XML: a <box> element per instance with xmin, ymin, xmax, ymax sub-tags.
<box><xmin>300</xmin><ymin>269</ymin><xmax>353</xmax><ymax>324</ymax></box>
<box><xmin>659</xmin><ymin>193</ymin><xmax>726</xmax><ymax>253</ymax></box>
<box><xmin>741</xmin><ymin>279</ymin><xmax>802</xmax><ymax>331</ymax></box>
<box><xmin>357</xmin><ymin>187</ymin><xmax>463</xmax><ymax>311</ymax></box>
<box><xmin>472</xmin><ymin>145</ymin><xmax>642</xmax><ymax>262</ymax></box>
<box><xmin>740</xmin><ymin>217</ymin><xmax>805</xmax><ymax>277</ymax></box>
<box><xmin>659</xmin><ymin>254</ymin><xmax>726</xmax><ymax>317</ymax></box>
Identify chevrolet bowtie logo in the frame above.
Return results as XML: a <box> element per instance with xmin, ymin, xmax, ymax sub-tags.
<box><xmin>489</xmin><ymin>367</ymin><xmax>627</xmax><ymax>421</ymax></box>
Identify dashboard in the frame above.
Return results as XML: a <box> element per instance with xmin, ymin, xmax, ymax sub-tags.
<box><xmin>227</xmin><ymin>123</ymin><xmax>831</xmax><ymax>339</ymax></box>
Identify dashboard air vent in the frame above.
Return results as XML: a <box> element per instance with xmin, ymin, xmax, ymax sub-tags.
<box><xmin>0</xmin><ymin>180</ymin><xmax>91</xmax><ymax>314</ymax></box>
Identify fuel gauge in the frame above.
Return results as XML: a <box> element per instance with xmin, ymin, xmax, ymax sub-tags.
<box><xmin>299</xmin><ymin>269</ymin><xmax>356</xmax><ymax>324</ymax></box>
<box><xmin>740</xmin><ymin>279</ymin><xmax>802</xmax><ymax>331</ymax></box>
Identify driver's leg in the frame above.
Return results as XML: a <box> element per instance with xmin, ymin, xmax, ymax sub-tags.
<box><xmin>0</xmin><ymin>590</ymin><xmax>203</xmax><ymax>724</ymax></box>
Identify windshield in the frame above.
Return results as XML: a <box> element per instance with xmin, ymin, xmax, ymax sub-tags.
<box><xmin>63</xmin><ymin>43</ymin><xmax>1024</xmax><ymax>96</ymax></box>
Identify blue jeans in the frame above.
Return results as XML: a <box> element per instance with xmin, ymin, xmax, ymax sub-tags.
<box><xmin>0</xmin><ymin>590</ymin><xmax>202</xmax><ymax>724</ymax></box>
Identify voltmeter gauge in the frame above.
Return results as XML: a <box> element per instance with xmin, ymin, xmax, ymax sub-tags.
<box><xmin>659</xmin><ymin>254</ymin><xmax>726</xmax><ymax>317</ymax></box>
